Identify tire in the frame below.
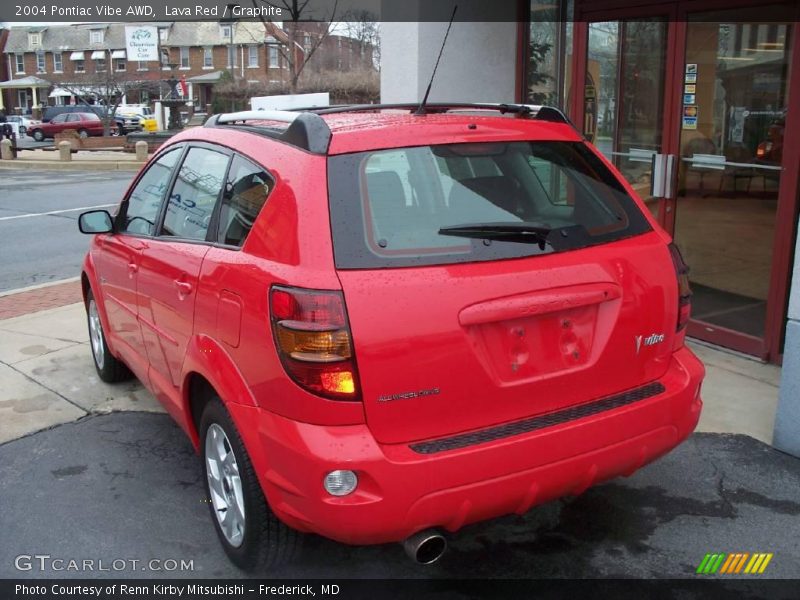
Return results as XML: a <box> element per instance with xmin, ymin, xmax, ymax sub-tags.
<box><xmin>78</xmin><ymin>129</ymin><xmax>89</xmax><ymax>139</ymax></box>
<box><xmin>200</xmin><ymin>399</ymin><xmax>301</xmax><ymax>571</ymax></box>
<box><xmin>32</xmin><ymin>129</ymin><xmax>44</xmax><ymax>142</ymax></box>
<box><xmin>86</xmin><ymin>289</ymin><xmax>132</xmax><ymax>383</ymax></box>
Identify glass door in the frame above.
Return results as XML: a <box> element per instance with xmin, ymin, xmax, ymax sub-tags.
<box><xmin>672</xmin><ymin>13</ymin><xmax>792</xmax><ymax>352</ymax></box>
<box><xmin>585</xmin><ymin>18</ymin><xmax>671</xmax><ymax>219</ymax></box>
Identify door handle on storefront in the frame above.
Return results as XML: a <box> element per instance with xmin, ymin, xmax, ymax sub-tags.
<box><xmin>650</xmin><ymin>153</ymin><xmax>677</xmax><ymax>199</ymax></box>
<box><xmin>174</xmin><ymin>280</ymin><xmax>193</xmax><ymax>295</ymax></box>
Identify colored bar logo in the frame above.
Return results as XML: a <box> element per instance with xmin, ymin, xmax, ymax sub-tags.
<box><xmin>696</xmin><ymin>553</ymin><xmax>773</xmax><ymax>575</ymax></box>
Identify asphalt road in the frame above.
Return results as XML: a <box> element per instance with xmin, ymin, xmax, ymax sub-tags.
<box><xmin>0</xmin><ymin>169</ymin><xmax>133</xmax><ymax>292</ymax></box>
<box><xmin>0</xmin><ymin>413</ymin><xmax>798</xmax><ymax>583</ymax></box>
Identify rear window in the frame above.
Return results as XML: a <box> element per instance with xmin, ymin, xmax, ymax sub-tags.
<box><xmin>328</xmin><ymin>141</ymin><xmax>652</xmax><ymax>269</ymax></box>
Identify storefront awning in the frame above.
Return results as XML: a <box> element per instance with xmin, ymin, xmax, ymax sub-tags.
<box><xmin>111</xmin><ymin>50</ymin><xmax>126</xmax><ymax>59</ymax></box>
<box><xmin>90</xmin><ymin>50</ymin><xmax>106</xmax><ymax>59</ymax></box>
<box><xmin>70</xmin><ymin>51</ymin><xmax>85</xmax><ymax>60</ymax></box>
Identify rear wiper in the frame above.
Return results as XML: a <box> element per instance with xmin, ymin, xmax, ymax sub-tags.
<box><xmin>438</xmin><ymin>222</ymin><xmax>553</xmax><ymax>249</ymax></box>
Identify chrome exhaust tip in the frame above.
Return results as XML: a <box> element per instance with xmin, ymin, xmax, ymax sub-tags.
<box><xmin>403</xmin><ymin>529</ymin><xmax>447</xmax><ymax>564</ymax></box>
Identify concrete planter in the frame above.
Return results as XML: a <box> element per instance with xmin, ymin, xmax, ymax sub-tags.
<box><xmin>54</xmin><ymin>130</ymin><xmax>124</xmax><ymax>150</ymax></box>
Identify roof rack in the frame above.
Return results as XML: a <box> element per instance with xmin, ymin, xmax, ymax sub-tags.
<box><xmin>290</xmin><ymin>103</ymin><xmax>573</xmax><ymax>125</ymax></box>
<box><xmin>204</xmin><ymin>103</ymin><xmax>576</xmax><ymax>155</ymax></box>
<box><xmin>204</xmin><ymin>110</ymin><xmax>332</xmax><ymax>154</ymax></box>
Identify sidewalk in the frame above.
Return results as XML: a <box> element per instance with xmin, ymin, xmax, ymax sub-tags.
<box><xmin>0</xmin><ymin>280</ymin><xmax>781</xmax><ymax>447</ymax></box>
<box><xmin>0</xmin><ymin>148</ymin><xmax>146</xmax><ymax>171</ymax></box>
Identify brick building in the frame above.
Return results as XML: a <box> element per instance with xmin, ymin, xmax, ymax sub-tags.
<box><xmin>0</xmin><ymin>21</ymin><xmax>360</xmax><ymax>114</ymax></box>
<box><xmin>1</xmin><ymin>22</ymin><xmax>377</xmax><ymax>115</ymax></box>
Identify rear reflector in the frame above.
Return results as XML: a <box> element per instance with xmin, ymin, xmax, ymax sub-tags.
<box><xmin>270</xmin><ymin>286</ymin><xmax>360</xmax><ymax>401</ymax></box>
<box><xmin>668</xmin><ymin>243</ymin><xmax>692</xmax><ymax>331</ymax></box>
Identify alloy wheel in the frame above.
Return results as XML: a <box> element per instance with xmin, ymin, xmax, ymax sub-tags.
<box><xmin>205</xmin><ymin>423</ymin><xmax>246</xmax><ymax>547</ymax></box>
<box><xmin>88</xmin><ymin>299</ymin><xmax>104</xmax><ymax>370</ymax></box>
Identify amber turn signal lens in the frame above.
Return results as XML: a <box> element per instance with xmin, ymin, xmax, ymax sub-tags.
<box><xmin>276</xmin><ymin>323</ymin><xmax>352</xmax><ymax>362</ymax></box>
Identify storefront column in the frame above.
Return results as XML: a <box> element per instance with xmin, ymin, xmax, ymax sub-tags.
<box><xmin>380</xmin><ymin>0</ymin><xmax>518</xmax><ymax>104</ymax></box>
<box><xmin>774</xmin><ymin>234</ymin><xmax>800</xmax><ymax>457</ymax></box>
<box><xmin>31</xmin><ymin>87</ymin><xmax>38</xmax><ymax>109</ymax></box>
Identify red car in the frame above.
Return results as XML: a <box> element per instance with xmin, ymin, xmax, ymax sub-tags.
<box><xmin>30</xmin><ymin>111</ymin><xmax>109</xmax><ymax>141</ymax></box>
<box><xmin>78</xmin><ymin>103</ymin><xmax>704</xmax><ymax>570</ymax></box>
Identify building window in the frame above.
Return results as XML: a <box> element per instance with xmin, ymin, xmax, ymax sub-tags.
<box><xmin>304</xmin><ymin>35</ymin><xmax>312</xmax><ymax>53</ymax></box>
<box><xmin>227</xmin><ymin>45</ymin><xmax>235</xmax><ymax>68</ymax></box>
<box><xmin>15</xmin><ymin>54</ymin><xmax>24</xmax><ymax>74</ymax></box>
<box><xmin>203</xmin><ymin>47</ymin><xmax>213</xmax><ymax>68</ymax></box>
<box><xmin>115</xmin><ymin>58</ymin><xmax>126</xmax><ymax>71</ymax></box>
<box><xmin>138</xmin><ymin>60</ymin><xmax>148</xmax><ymax>71</ymax></box>
<box><xmin>269</xmin><ymin>46</ymin><xmax>279</xmax><ymax>68</ymax></box>
<box><xmin>96</xmin><ymin>58</ymin><xmax>107</xmax><ymax>72</ymax></box>
<box><xmin>159</xmin><ymin>27</ymin><xmax>169</xmax><ymax>42</ymax></box>
<box><xmin>75</xmin><ymin>60</ymin><xmax>85</xmax><ymax>73</ymax></box>
<box><xmin>220</xmin><ymin>25</ymin><xmax>232</xmax><ymax>39</ymax></box>
<box><xmin>180</xmin><ymin>47</ymin><xmax>190</xmax><ymax>69</ymax></box>
<box><xmin>28</xmin><ymin>33</ymin><xmax>41</xmax><ymax>48</ymax></box>
<box><xmin>90</xmin><ymin>29</ymin><xmax>104</xmax><ymax>44</ymax></box>
<box><xmin>53</xmin><ymin>52</ymin><xmax>63</xmax><ymax>72</ymax></box>
<box><xmin>36</xmin><ymin>51</ymin><xmax>45</xmax><ymax>73</ymax></box>
<box><xmin>248</xmin><ymin>45</ymin><xmax>258</xmax><ymax>67</ymax></box>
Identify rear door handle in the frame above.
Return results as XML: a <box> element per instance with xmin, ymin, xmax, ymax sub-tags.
<box><xmin>174</xmin><ymin>280</ymin><xmax>193</xmax><ymax>295</ymax></box>
<box><xmin>127</xmin><ymin>262</ymin><xmax>138</xmax><ymax>274</ymax></box>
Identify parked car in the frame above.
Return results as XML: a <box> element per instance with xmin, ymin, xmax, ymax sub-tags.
<box><xmin>42</xmin><ymin>104</ymin><xmax>124</xmax><ymax>133</ymax></box>
<box><xmin>5</xmin><ymin>114</ymin><xmax>41</xmax><ymax>137</ymax></box>
<box><xmin>30</xmin><ymin>112</ymin><xmax>110</xmax><ymax>140</ymax></box>
<box><xmin>78</xmin><ymin>103</ymin><xmax>705</xmax><ymax>571</ymax></box>
<box><xmin>117</xmin><ymin>105</ymin><xmax>157</xmax><ymax>133</ymax></box>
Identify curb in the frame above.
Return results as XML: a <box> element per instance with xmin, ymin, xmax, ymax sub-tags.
<box><xmin>0</xmin><ymin>160</ymin><xmax>144</xmax><ymax>171</ymax></box>
<box><xmin>0</xmin><ymin>276</ymin><xmax>80</xmax><ymax>298</ymax></box>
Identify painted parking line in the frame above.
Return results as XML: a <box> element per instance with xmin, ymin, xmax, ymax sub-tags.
<box><xmin>0</xmin><ymin>204</ymin><xmax>117</xmax><ymax>221</ymax></box>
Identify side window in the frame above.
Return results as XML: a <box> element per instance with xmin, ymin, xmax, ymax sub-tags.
<box><xmin>162</xmin><ymin>147</ymin><xmax>229</xmax><ymax>241</ymax></box>
<box><xmin>120</xmin><ymin>149</ymin><xmax>180</xmax><ymax>235</ymax></box>
<box><xmin>51</xmin><ymin>114</ymin><xmax>67</xmax><ymax>123</ymax></box>
<box><xmin>66</xmin><ymin>114</ymin><xmax>80</xmax><ymax>122</ymax></box>
<box><xmin>216</xmin><ymin>156</ymin><xmax>272</xmax><ymax>247</ymax></box>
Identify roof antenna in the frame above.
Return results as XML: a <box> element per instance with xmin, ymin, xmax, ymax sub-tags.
<box><xmin>415</xmin><ymin>4</ymin><xmax>458</xmax><ymax>116</ymax></box>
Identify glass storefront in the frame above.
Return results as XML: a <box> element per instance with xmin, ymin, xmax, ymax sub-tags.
<box><xmin>526</xmin><ymin>0</ymin><xmax>799</xmax><ymax>361</ymax></box>
<box><xmin>674</xmin><ymin>18</ymin><xmax>791</xmax><ymax>340</ymax></box>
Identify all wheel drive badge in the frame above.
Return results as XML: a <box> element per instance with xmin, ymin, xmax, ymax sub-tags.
<box><xmin>636</xmin><ymin>333</ymin><xmax>665</xmax><ymax>354</ymax></box>
<box><xmin>378</xmin><ymin>388</ymin><xmax>441</xmax><ymax>402</ymax></box>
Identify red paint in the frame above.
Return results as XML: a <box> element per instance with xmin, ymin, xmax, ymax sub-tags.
<box><xmin>82</xmin><ymin>111</ymin><xmax>705</xmax><ymax>546</ymax></box>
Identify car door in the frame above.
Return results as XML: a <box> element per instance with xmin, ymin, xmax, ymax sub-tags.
<box><xmin>46</xmin><ymin>113</ymin><xmax>67</xmax><ymax>135</ymax></box>
<box><xmin>137</xmin><ymin>145</ymin><xmax>231</xmax><ymax>411</ymax></box>
<box><xmin>91</xmin><ymin>147</ymin><xmax>183</xmax><ymax>382</ymax></box>
<box><xmin>64</xmin><ymin>113</ymin><xmax>81</xmax><ymax>134</ymax></box>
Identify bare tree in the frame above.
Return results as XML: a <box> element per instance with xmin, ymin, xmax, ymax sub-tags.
<box><xmin>340</xmin><ymin>10</ymin><xmax>380</xmax><ymax>70</ymax></box>
<box><xmin>57</xmin><ymin>56</ymin><xmax>153</xmax><ymax>135</ymax></box>
<box><xmin>251</xmin><ymin>0</ymin><xmax>340</xmax><ymax>93</ymax></box>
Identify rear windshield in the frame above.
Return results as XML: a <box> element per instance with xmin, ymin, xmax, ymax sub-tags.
<box><xmin>327</xmin><ymin>141</ymin><xmax>652</xmax><ymax>269</ymax></box>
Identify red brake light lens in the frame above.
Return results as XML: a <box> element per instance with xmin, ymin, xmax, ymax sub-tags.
<box><xmin>668</xmin><ymin>243</ymin><xmax>692</xmax><ymax>331</ymax></box>
<box><xmin>269</xmin><ymin>286</ymin><xmax>360</xmax><ymax>401</ymax></box>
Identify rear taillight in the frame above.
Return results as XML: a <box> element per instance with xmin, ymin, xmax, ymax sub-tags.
<box><xmin>269</xmin><ymin>285</ymin><xmax>360</xmax><ymax>401</ymax></box>
<box><xmin>669</xmin><ymin>243</ymin><xmax>692</xmax><ymax>331</ymax></box>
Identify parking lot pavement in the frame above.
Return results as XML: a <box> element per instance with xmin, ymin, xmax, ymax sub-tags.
<box><xmin>0</xmin><ymin>302</ymin><xmax>163</xmax><ymax>444</ymax></box>
<box><xmin>0</xmin><ymin>412</ymin><xmax>798</xmax><ymax>579</ymax></box>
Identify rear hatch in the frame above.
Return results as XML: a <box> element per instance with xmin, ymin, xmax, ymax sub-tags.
<box><xmin>328</xmin><ymin>140</ymin><xmax>677</xmax><ymax>445</ymax></box>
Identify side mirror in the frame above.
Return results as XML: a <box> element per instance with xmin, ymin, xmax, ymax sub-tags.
<box><xmin>78</xmin><ymin>210</ymin><xmax>114</xmax><ymax>234</ymax></box>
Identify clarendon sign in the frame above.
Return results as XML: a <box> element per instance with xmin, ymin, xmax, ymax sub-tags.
<box><xmin>125</xmin><ymin>26</ymin><xmax>159</xmax><ymax>62</ymax></box>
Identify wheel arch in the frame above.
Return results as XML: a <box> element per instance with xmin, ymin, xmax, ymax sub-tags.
<box><xmin>181</xmin><ymin>335</ymin><xmax>259</xmax><ymax>450</ymax></box>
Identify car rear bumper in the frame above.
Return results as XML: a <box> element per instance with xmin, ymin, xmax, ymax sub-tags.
<box><xmin>228</xmin><ymin>346</ymin><xmax>704</xmax><ymax>545</ymax></box>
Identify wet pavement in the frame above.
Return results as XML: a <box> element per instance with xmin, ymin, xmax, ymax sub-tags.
<box><xmin>1</xmin><ymin>412</ymin><xmax>798</xmax><ymax>580</ymax></box>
